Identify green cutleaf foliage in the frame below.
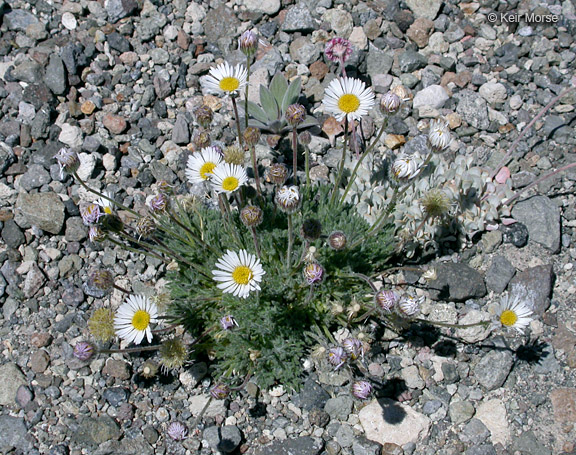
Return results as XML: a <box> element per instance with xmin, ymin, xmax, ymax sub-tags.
<box><xmin>162</xmin><ymin>185</ymin><xmax>395</xmax><ymax>391</ymax></box>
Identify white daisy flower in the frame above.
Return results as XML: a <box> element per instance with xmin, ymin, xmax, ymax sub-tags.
<box><xmin>498</xmin><ymin>293</ymin><xmax>533</xmax><ymax>334</ymax></box>
<box><xmin>202</xmin><ymin>62</ymin><xmax>248</xmax><ymax>96</ymax></box>
<box><xmin>210</xmin><ymin>163</ymin><xmax>248</xmax><ymax>194</ymax></box>
<box><xmin>275</xmin><ymin>185</ymin><xmax>301</xmax><ymax>214</ymax></box>
<box><xmin>212</xmin><ymin>249</ymin><xmax>265</xmax><ymax>299</ymax></box>
<box><xmin>392</xmin><ymin>153</ymin><xmax>422</xmax><ymax>180</ymax></box>
<box><xmin>114</xmin><ymin>295</ymin><xmax>158</xmax><ymax>345</ymax></box>
<box><xmin>428</xmin><ymin>119</ymin><xmax>451</xmax><ymax>152</ymax></box>
<box><xmin>322</xmin><ymin>77</ymin><xmax>375</xmax><ymax>122</ymax></box>
<box><xmin>98</xmin><ymin>191</ymin><xmax>115</xmax><ymax>215</ymax></box>
<box><xmin>186</xmin><ymin>147</ymin><xmax>223</xmax><ymax>184</ymax></box>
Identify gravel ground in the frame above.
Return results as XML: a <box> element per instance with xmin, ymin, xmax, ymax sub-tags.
<box><xmin>1</xmin><ymin>0</ymin><xmax>576</xmax><ymax>454</ymax></box>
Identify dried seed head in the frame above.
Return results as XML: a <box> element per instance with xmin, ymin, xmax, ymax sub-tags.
<box><xmin>328</xmin><ymin>231</ymin><xmax>347</xmax><ymax>250</ymax></box>
<box><xmin>240</xmin><ymin>205</ymin><xmax>263</xmax><ymax>227</ymax></box>
<box><xmin>73</xmin><ymin>341</ymin><xmax>94</xmax><ymax>361</ymax></box>
<box><xmin>301</xmin><ymin>218</ymin><xmax>322</xmax><ymax>241</ymax></box>
<box><xmin>223</xmin><ymin>145</ymin><xmax>245</xmax><ymax>165</ymax></box>
<box><xmin>421</xmin><ymin>189</ymin><xmax>451</xmax><ymax>217</ymax></box>
<box><xmin>194</xmin><ymin>105</ymin><xmax>214</xmax><ymax>129</ymax></box>
<box><xmin>159</xmin><ymin>338</ymin><xmax>188</xmax><ymax>374</ymax></box>
<box><xmin>88</xmin><ymin>308</ymin><xmax>116</xmax><ymax>342</ymax></box>
<box><xmin>298</xmin><ymin>130</ymin><xmax>312</xmax><ymax>145</ymax></box>
<box><xmin>285</xmin><ymin>103</ymin><xmax>307</xmax><ymax>127</ymax></box>
<box><xmin>266</xmin><ymin>163</ymin><xmax>289</xmax><ymax>185</ymax></box>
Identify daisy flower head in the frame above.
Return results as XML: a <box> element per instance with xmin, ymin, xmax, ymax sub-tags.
<box><xmin>114</xmin><ymin>295</ymin><xmax>158</xmax><ymax>345</ymax></box>
<box><xmin>275</xmin><ymin>185</ymin><xmax>301</xmax><ymax>214</ymax></box>
<box><xmin>325</xmin><ymin>37</ymin><xmax>353</xmax><ymax>64</ymax></box>
<box><xmin>202</xmin><ymin>61</ymin><xmax>248</xmax><ymax>97</ymax></box>
<box><xmin>80</xmin><ymin>203</ymin><xmax>103</xmax><ymax>226</ymax></box>
<box><xmin>392</xmin><ymin>152</ymin><xmax>422</xmax><ymax>180</ymax></box>
<box><xmin>186</xmin><ymin>146</ymin><xmax>224</xmax><ymax>184</ymax></box>
<box><xmin>323</xmin><ymin>77</ymin><xmax>375</xmax><ymax>122</ymax></box>
<box><xmin>212</xmin><ymin>249</ymin><xmax>265</xmax><ymax>299</ymax></box>
<box><xmin>351</xmin><ymin>380</ymin><xmax>373</xmax><ymax>400</ymax></box>
<box><xmin>498</xmin><ymin>293</ymin><xmax>533</xmax><ymax>334</ymax></box>
<box><xmin>428</xmin><ymin>119</ymin><xmax>451</xmax><ymax>152</ymax></box>
<box><xmin>210</xmin><ymin>163</ymin><xmax>248</xmax><ymax>194</ymax></box>
<box><xmin>98</xmin><ymin>191</ymin><xmax>115</xmax><ymax>215</ymax></box>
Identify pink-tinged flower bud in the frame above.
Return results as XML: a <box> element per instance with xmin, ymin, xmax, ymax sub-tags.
<box><xmin>375</xmin><ymin>289</ymin><xmax>398</xmax><ymax>313</ymax></box>
<box><xmin>210</xmin><ymin>384</ymin><xmax>230</xmax><ymax>400</ymax></box>
<box><xmin>342</xmin><ymin>338</ymin><xmax>363</xmax><ymax>360</ymax></box>
<box><xmin>238</xmin><ymin>30</ymin><xmax>259</xmax><ymax>57</ymax></box>
<box><xmin>194</xmin><ymin>105</ymin><xmax>214</xmax><ymax>129</ymax></box>
<box><xmin>148</xmin><ymin>193</ymin><xmax>169</xmax><ymax>212</ymax></box>
<box><xmin>73</xmin><ymin>341</ymin><xmax>94</xmax><ymax>361</ymax></box>
<box><xmin>328</xmin><ymin>231</ymin><xmax>347</xmax><ymax>250</ymax></box>
<box><xmin>240</xmin><ymin>205</ymin><xmax>263</xmax><ymax>227</ymax></box>
<box><xmin>325</xmin><ymin>37</ymin><xmax>353</xmax><ymax>64</ymax></box>
<box><xmin>303</xmin><ymin>262</ymin><xmax>324</xmax><ymax>285</ymax></box>
<box><xmin>351</xmin><ymin>380</ymin><xmax>372</xmax><ymax>399</ymax></box>
<box><xmin>220</xmin><ymin>315</ymin><xmax>239</xmax><ymax>330</ymax></box>
<box><xmin>285</xmin><ymin>104</ymin><xmax>306</xmax><ymax>127</ymax></box>
<box><xmin>380</xmin><ymin>91</ymin><xmax>401</xmax><ymax>114</ymax></box>
<box><xmin>327</xmin><ymin>346</ymin><xmax>348</xmax><ymax>369</ymax></box>
<box><xmin>266</xmin><ymin>163</ymin><xmax>289</xmax><ymax>185</ymax></box>
<box><xmin>167</xmin><ymin>421</ymin><xmax>188</xmax><ymax>441</ymax></box>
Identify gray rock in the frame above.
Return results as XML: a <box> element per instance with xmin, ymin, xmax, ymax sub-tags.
<box><xmin>460</xmin><ymin>418</ymin><xmax>490</xmax><ymax>445</ymax></box>
<box><xmin>62</xmin><ymin>286</ymin><xmax>85</xmax><ymax>307</ymax></box>
<box><xmin>172</xmin><ymin>114</ymin><xmax>190</xmax><ymax>145</ymax></box>
<box><xmin>474</xmin><ymin>350</ymin><xmax>514</xmax><ymax>390</ymax></box>
<box><xmin>3</xmin><ymin>9</ymin><xmax>39</xmax><ymax>31</ymax></box>
<box><xmin>3</xmin><ymin>297</ymin><xmax>19</xmax><ymax>319</ymax></box>
<box><xmin>23</xmin><ymin>263</ymin><xmax>46</xmax><ymax>298</ymax></box>
<box><xmin>73</xmin><ymin>416</ymin><xmax>121</xmax><ymax>446</ymax></box>
<box><xmin>289</xmin><ymin>37</ymin><xmax>320</xmax><ymax>66</ymax></box>
<box><xmin>366</xmin><ymin>44</ymin><xmax>393</xmax><ymax>77</ymax></box>
<box><xmin>335</xmin><ymin>424</ymin><xmax>354</xmax><ymax>448</ymax></box>
<box><xmin>65</xmin><ymin>217</ymin><xmax>87</xmax><ymax>242</ymax></box>
<box><xmin>282</xmin><ymin>4</ymin><xmax>316</xmax><ymax>32</ymax></box>
<box><xmin>324</xmin><ymin>395</ymin><xmax>353</xmax><ymax>420</ymax></box>
<box><xmin>105</xmin><ymin>0</ymin><xmax>138</xmax><ymax>23</ymax></box>
<box><xmin>465</xmin><ymin>444</ymin><xmax>497</xmax><ymax>455</ymax></box>
<box><xmin>533</xmin><ymin>344</ymin><xmax>560</xmax><ymax>374</ymax></box>
<box><xmin>16</xmin><ymin>192</ymin><xmax>65</xmax><ymax>234</ymax></box>
<box><xmin>45</xmin><ymin>55</ymin><xmax>67</xmax><ymax>95</ymax></box>
<box><xmin>2</xmin><ymin>219</ymin><xmax>25</xmax><ymax>249</ymax></box>
<box><xmin>0</xmin><ymin>416</ymin><xmax>33</xmax><ymax>451</ymax></box>
<box><xmin>252</xmin><ymin>47</ymin><xmax>284</xmax><ymax>76</ymax></box>
<box><xmin>150</xmin><ymin>48</ymin><xmax>169</xmax><ymax>65</ymax></box>
<box><xmin>428</xmin><ymin>262</ymin><xmax>486</xmax><ymax>302</ymax></box>
<box><xmin>351</xmin><ymin>436</ymin><xmax>382</xmax><ymax>455</ymax></box>
<box><xmin>11</xmin><ymin>61</ymin><xmax>43</xmax><ymax>84</ymax></box>
<box><xmin>413</xmin><ymin>84</ymin><xmax>449</xmax><ymax>110</ymax></box>
<box><xmin>500</xmin><ymin>222</ymin><xmax>529</xmax><ymax>247</ymax></box>
<box><xmin>254</xmin><ymin>436</ymin><xmax>323</xmax><ymax>455</ymax></box>
<box><xmin>15</xmin><ymin>385</ymin><xmax>34</xmax><ymax>408</ymax></box>
<box><xmin>107</xmin><ymin>32</ymin><xmax>131</xmax><ymax>53</ymax></box>
<box><xmin>0</xmin><ymin>363</ymin><xmax>27</xmax><ymax>406</ymax></box>
<box><xmin>512</xmin><ymin>430</ymin><xmax>551</xmax><ymax>455</ymax></box>
<box><xmin>103</xmin><ymin>387</ymin><xmax>129</xmax><ymax>407</ymax></box>
<box><xmin>0</xmin><ymin>143</ymin><xmax>15</xmax><ymax>174</ymax></box>
<box><xmin>19</xmin><ymin>164</ymin><xmax>51</xmax><ymax>191</ymax></box>
<box><xmin>455</xmin><ymin>90</ymin><xmax>490</xmax><ymax>130</ymax></box>
<box><xmin>203</xmin><ymin>4</ymin><xmax>240</xmax><ymax>45</ymax></box>
<box><xmin>398</xmin><ymin>51</ymin><xmax>427</xmax><ymax>73</ymax></box>
<box><xmin>422</xmin><ymin>400</ymin><xmax>443</xmax><ymax>415</ymax></box>
<box><xmin>508</xmin><ymin>264</ymin><xmax>554</xmax><ymax>316</ymax></box>
<box><xmin>203</xmin><ymin>425</ymin><xmax>242</xmax><ymax>453</ymax></box>
<box><xmin>153</xmin><ymin>75</ymin><xmax>172</xmax><ymax>99</ymax></box>
<box><xmin>511</xmin><ymin>196</ymin><xmax>561</xmax><ymax>253</ymax></box>
<box><xmin>449</xmin><ymin>400</ymin><xmax>475</xmax><ymax>424</ymax></box>
<box><xmin>243</xmin><ymin>0</ymin><xmax>280</xmax><ymax>15</ymax></box>
<box><xmin>92</xmin><ymin>437</ymin><xmax>153</xmax><ymax>455</ymax></box>
<box><xmin>485</xmin><ymin>256</ymin><xmax>515</xmax><ymax>293</ymax></box>
<box><xmin>292</xmin><ymin>376</ymin><xmax>330</xmax><ymax>411</ymax></box>
<box><xmin>406</xmin><ymin>0</ymin><xmax>442</xmax><ymax>20</ymax></box>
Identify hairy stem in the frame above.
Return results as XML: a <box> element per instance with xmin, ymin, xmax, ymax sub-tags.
<box><xmin>231</xmin><ymin>96</ymin><xmax>244</xmax><ymax>148</ymax></box>
<box><xmin>286</xmin><ymin>214</ymin><xmax>294</xmax><ymax>270</ymax></box>
<box><xmin>244</xmin><ymin>59</ymin><xmax>251</xmax><ymax>129</ymax></box>
<box><xmin>330</xmin><ymin>117</ymin><xmax>349</xmax><ymax>205</ymax></box>
<box><xmin>250</xmin><ymin>145</ymin><xmax>263</xmax><ymax>198</ymax></box>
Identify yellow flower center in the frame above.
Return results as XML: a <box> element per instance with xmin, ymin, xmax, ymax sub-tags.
<box><xmin>132</xmin><ymin>310</ymin><xmax>151</xmax><ymax>331</ymax></box>
<box><xmin>219</xmin><ymin>77</ymin><xmax>240</xmax><ymax>92</ymax></box>
<box><xmin>232</xmin><ymin>266</ymin><xmax>253</xmax><ymax>285</ymax></box>
<box><xmin>200</xmin><ymin>161</ymin><xmax>217</xmax><ymax>180</ymax></box>
<box><xmin>338</xmin><ymin>94</ymin><xmax>360</xmax><ymax>113</ymax></box>
<box><xmin>104</xmin><ymin>206</ymin><xmax>112</xmax><ymax>215</ymax></box>
<box><xmin>500</xmin><ymin>309</ymin><xmax>518</xmax><ymax>327</ymax></box>
<box><xmin>222</xmin><ymin>176</ymin><xmax>239</xmax><ymax>192</ymax></box>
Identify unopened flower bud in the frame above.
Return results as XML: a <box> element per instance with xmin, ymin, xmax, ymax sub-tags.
<box><xmin>342</xmin><ymin>338</ymin><xmax>363</xmax><ymax>360</ymax></box>
<box><xmin>148</xmin><ymin>193</ymin><xmax>168</xmax><ymax>212</ymax></box>
<box><xmin>275</xmin><ymin>185</ymin><xmax>300</xmax><ymax>214</ymax></box>
<box><xmin>375</xmin><ymin>289</ymin><xmax>398</xmax><ymax>313</ymax></box>
<box><xmin>328</xmin><ymin>231</ymin><xmax>347</xmax><ymax>250</ymax></box>
<box><xmin>210</xmin><ymin>384</ymin><xmax>230</xmax><ymax>400</ymax></box>
<box><xmin>285</xmin><ymin>103</ymin><xmax>306</xmax><ymax>127</ymax></box>
<box><xmin>266</xmin><ymin>163</ymin><xmax>289</xmax><ymax>185</ymax></box>
<box><xmin>194</xmin><ymin>105</ymin><xmax>214</xmax><ymax>129</ymax></box>
<box><xmin>397</xmin><ymin>294</ymin><xmax>421</xmax><ymax>318</ymax></box>
<box><xmin>135</xmin><ymin>216</ymin><xmax>156</xmax><ymax>238</ymax></box>
<box><xmin>193</xmin><ymin>131</ymin><xmax>211</xmax><ymax>150</ymax></box>
<box><xmin>301</xmin><ymin>218</ymin><xmax>322</xmax><ymax>241</ymax></box>
<box><xmin>240</xmin><ymin>205</ymin><xmax>263</xmax><ymax>227</ymax></box>
<box><xmin>298</xmin><ymin>131</ymin><xmax>311</xmax><ymax>146</ymax></box>
<box><xmin>238</xmin><ymin>29</ymin><xmax>259</xmax><ymax>57</ymax></box>
<box><xmin>243</xmin><ymin>127</ymin><xmax>261</xmax><ymax>147</ymax></box>
<box><xmin>428</xmin><ymin>119</ymin><xmax>451</xmax><ymax>152</ymax></box>
<box><xmin>220</xmin><ymin>315</ymin><xmax>239</xmax><ymax>330</ymax></box>
<box><xmin>303</xmin><ymin>262</ymin><xmax>324</xmax><ymax>285</ymax></box>
<box><xmin>327</xmin><ymin>346</ymin><xmax>348</xmax><ymax>369</ymax></box>
<box><xmin>325</xmin><ymin>37</ymin><xmax>353</xmax><ymax>64</ymax></box>
<box><xmin>380</xmin><ymin>91</ymin><xmax>401</xmax><ymax>114</ymax></box>
<box><xmin>351</xmin><ymin>380</ymin><xmax>372</xmax><ymax>399</ymax></box>
<box><xmin>73</xmin><ymin>341</ymin><xmax>94</xmax><ymax>361</ymax></box>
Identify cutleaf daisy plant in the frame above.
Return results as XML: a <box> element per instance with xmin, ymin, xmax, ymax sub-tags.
<box><xmin>497</xmin><ymin>293</ymin><xmax>533</xmax><ymax>334</ymax></box>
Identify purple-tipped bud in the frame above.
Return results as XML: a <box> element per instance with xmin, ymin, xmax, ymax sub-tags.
<box><xmin>375</xmin><ymin>290</ymin><xmax>398</xmax><ymax>313</ymax></box>
<box><xmin>243</xmin><ymin>127</ymin><xmax>261</xmax><ymax>147</ymax></box>
<box><xmin>157</xmin><ymin>180</ymin><xmax>173</xmax><ymax>195</ymax></box>
<box><xmin>266</xmin><ymin>163</ymin><xmax>289</xmax><ymax>185</ymax></box>
<box><xmin>238</xmin><ymin>30</ymin><xmax>259</xmax><ymax>57</ymax></box>
<box><xmin>193</xmin><ymin>131</ymin><xmax>211</xmax><ymax>150</ymax></box>
<box><xmin>327</xmin><ymin>346</ymin><xmax>348</xmax><ymax>369</ymax></box>
<box><xmin>397</xmin><ymin>294</ymin><xmax>421</xmax><ymax>318</ymax></box>
<box><xmin>80</xmin><ymin>203</ymin><xmax>103</xmax><ymax>226</ymax></box>
<box><xmin>342</xmin><ymin>338</ymin><xmax>363</xmax><ymax>360</ymax></box>
<box><xmin>135</xmin><ymin>216</ymin><xmax>156</xmax><ymax>238</ymax></box>
<box><xmin>380</xmin><ymin>92</ymin><xmax>402</xmax><ymax>114</ymax></box>
<box><xmin>325</xmin><ymin>37</ymin><xmax>353</xmax><ymax>64</ymax></box>
<box><xmin>73</xmin><ymin>341</ymin><xmax>94</xmax><ymax>361</ymax></box>
<box><xmin>54</xmin><ymin>148</ymin><xmax>80</xmax><ymax>178</ymax></box>
<box><xmin>167</xmin><ymin>421</ymin><xmax>188</xmax><ymax>441</ymax></box>
<box><xmin>87</xmin><ymin>269</ymin><xmax>114</xmax><ymax>291</ymax></box>
<box><xmin>194</xmin><ymin>105</ymin><xmax>214</xmax><ymax>129</ymax></box>
<box><xmin>328</xmin><ymin>231</ymin><xmax>347</xmax><ymax>250</ymax></box>
<box><xmin>240</xmin><ymin>205</ymin><xmax>263</xmax><ymax>227</ymax></box>
<box><xmin>210</xmin><ymin>384</ymin><xmax>230</xmax><ymax>400</ymax></box>
<box><xmin>220</xmin><ymin>315</ymin><xmax>239</xmax><ymax>330</ymax></box>
<box><xmin>285</xmin><ymin>104</ymin><xmax>306</xmax><ymax>127</ymax></box>
<box><xmin>351</xmin><ymin>380</ymin><xmax>372</xmax><ymax>399</ymax></box>
<box><xmin>303</xmin><ymin>262</ymin><xmax>324</xmax><ymax>285</ymax></box>
<box><xmin>148</xmin><ymin>193</ymin><xmax>168</xmax><ymax>213</ymax></box>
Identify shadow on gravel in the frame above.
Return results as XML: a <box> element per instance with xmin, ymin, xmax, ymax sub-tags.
<box><xmin>514</xmin><ymin>339</ymin><xmax>549</xmax><ymax>364</ymax></box>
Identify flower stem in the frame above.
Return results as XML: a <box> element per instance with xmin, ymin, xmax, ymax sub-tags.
<box><xmin>292</xmin><ymin>128</ymin><xmax>298</xmax><ymax>186</ymax></box>
<box><xmin>100</xmin><ymin>345</ymin><xmax>161</xmax><ymax>354</ymax></box>
<box><xmin>231</xmin><ymin>96</ymin><xmax>244</xmax><ymax>148</ymax></box>
<box><xmin>286</xmin><ymin>214</ymin><xmax>294</xmax><ymax>270</ymax></box>
<box><xmin>339</xmin><ymin>118</ymin><xmax>387</xmax><ymax>205</ymax></box>
<box><xmin>244</xmin><ymin>59</ymin><xmax>251</xmax><ymax>130</ymax></box>
<box><xmin>106</xmin><ymin>236</ymin><xmax>169</xmax><ymax>264</ymax></box>
<box><xmin>414</xmin><ymin>318</ymin><xmax>490</xmax><ymax>329</ymax></box>
<box><xmin>113</xmin><ymin>283</ymin><xmax>131</xmax><ymax>294</ymax></box>
<box><xmin>250</xmin><ymin>145</ymin><xmax>263</xmax><ymax>198</ymax></box>
<box><xmin>330</xmin><ymin>117</ymin><xmax>349</xmax><ymax>205</ymax></box>
<box><xmin>250</xmin><ymin>226</ymin><xmax>261</xmax><ymax>259</ymax></box>
<box><xmin>304</xmin><ymin>144</ymin><xmax>310</xmax><ymax>187</ymax></box>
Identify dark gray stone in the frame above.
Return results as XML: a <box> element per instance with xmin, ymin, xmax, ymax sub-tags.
<box><xmin>500</xmin><ymin>222</ymin><xmax>529</xmax><ymax>247</ymax></box>
<box><xmin>19</xmin><ymin>164</ymin><xmax>51</xmax><ymax>191</ymax></box>
<box><xmin>324</xmin><ymin>395</ymin><xmax>353</xmax><ymax>420</ymax></box>
<box><xmin>282</xmin><ymin>4</ymin><xmax>316</xmax><ymax>32</ymax></box>
<box><xmin>103</xmin><ymin>387</ymin><xmax>129</xmax><ymax>407</ymax></box>
<box><xmin>512</xmin><ymin>430</ymin><xmax>551</xmax><ymax>455</ymax></box>
<box><xmin>153</xmin><ymin>76</ymin><xmax>172</xmax><ymax>99</ymax></box>
<box><xmin>107</xmin><ymin>32</ymin><xmax>131</xmax><ymax>53</ymax></box>
<box><xmin>460</xmin><ymin>419</ymin><xmax>490</xmax><ymax>445</ymax></box>
<box><xmin>428</xmin><ymin>262</ymin><xmax>486</xmax><ymax>302</ymax></box>
<box><xmin>366</xmin><ymin>44</ymin><xmax>394</xmax><ymax>77</ymax></box>
<box><xmin>0</xmin><ymin>144</ymin><xmax>15</xmax><ymax>175</ymax></box>
<box><xmin>485</xmin><ymin>256</ymin><xmax>516</xmax><ymax>293</ymax></box>
<box><xmin>351</xmin><ymin>436</ymin><xmax>382</xmax><ymax>455</ymax></box>
<box><xmin>65</xmin><ymin>217</ymin><xmax>87</xmax><ymax>242</ymax></box>
<box><xmin>203</xmin><ymin>425</ymin><xmax>242</xmax><ymax>453</ymax></box>
<box><xmin>62</xmin><ymin>286</ymin><xmax>85</xmax><ymax>307</ymax></box>
<box><xmin>16</xmin><ymin>192</ymin><xmax>65</xmax><ymax>234</ymax></box>
<box><xmin>105</xmin><ymin>0</ymin><xmax>138</xmax><ymax>23</ymax></box>
<box><xmin>0</xmin><ymin>415</ymin><xmax>33</xmax><ymax>451</ymax></box>
<box><xmin>45</xmin><ymin>55</ymin><xmax>67</xmax><ymax>95</ymax></box>
<box><xmin>72</xmin><ymin>416</ymin><xmax>121</xmax><ymax>446</ymax></box>
<box><xmin>11</xmin><ymin>61</ymin><xmax>43</xmax><ymax>84</ymax></box>
<box><xmin>465</xmin><ymin>445</ymin><xmax>497</xmax><ymax>455</ymax></box>
<box><xmin>2</xmin><ymin>219</ymin><xmax>25</xmax><ymax>249</ymax></box>
<box><xmin>422</xmin><ymin>399</ymin><xmax>443</xmax><ymax>415</ymax></box>
<box><xmin>455</xmin><ymin>90</ymin><xmax>490</xmax><ymax>130</ymax></box>
<box><xmin>474</xmin><ymin>350</ymin><xmax>514</xmax><ymax>390</ymax></box>
<box><xmin>172</xmin><ymin>114</ymin><xmax>190</xmax><ymax>145</ymax></box>
<box><xmin>3</xmin><ymin>9</ymin><xmax>39</xmax><ymax>31</ymax></box>
<box><xmin>203</xmin><ymin>4</ymin><xmax>240</xmax><ymax>44</ymax></box>
<box><xmin>15</xmin><ymin>385</ymin><xmax>34</xmax><ymax>408</ymax></box>
<box><xmin>508</xmin><ymin>264</ymin><xmax>554</xmax><ymax>316</ymax></box>
<box><xmin>398</xmin><ymin>51</ymin><xmax>427</xmax><ymax>73</ymax></box>
<box><xmin>254</xmin><ymin>437</ymin><xmax>323</xmax><ymax>455</ymax></box>
<box><xmin>291</xmin><ymin>376</ymin><xmax>330</xmax><ymax>411</ymax></box>
<box><xmin>511</xmin><ymin>196</ymin><xmax>561</xmax><ymax>253</ymax></box>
